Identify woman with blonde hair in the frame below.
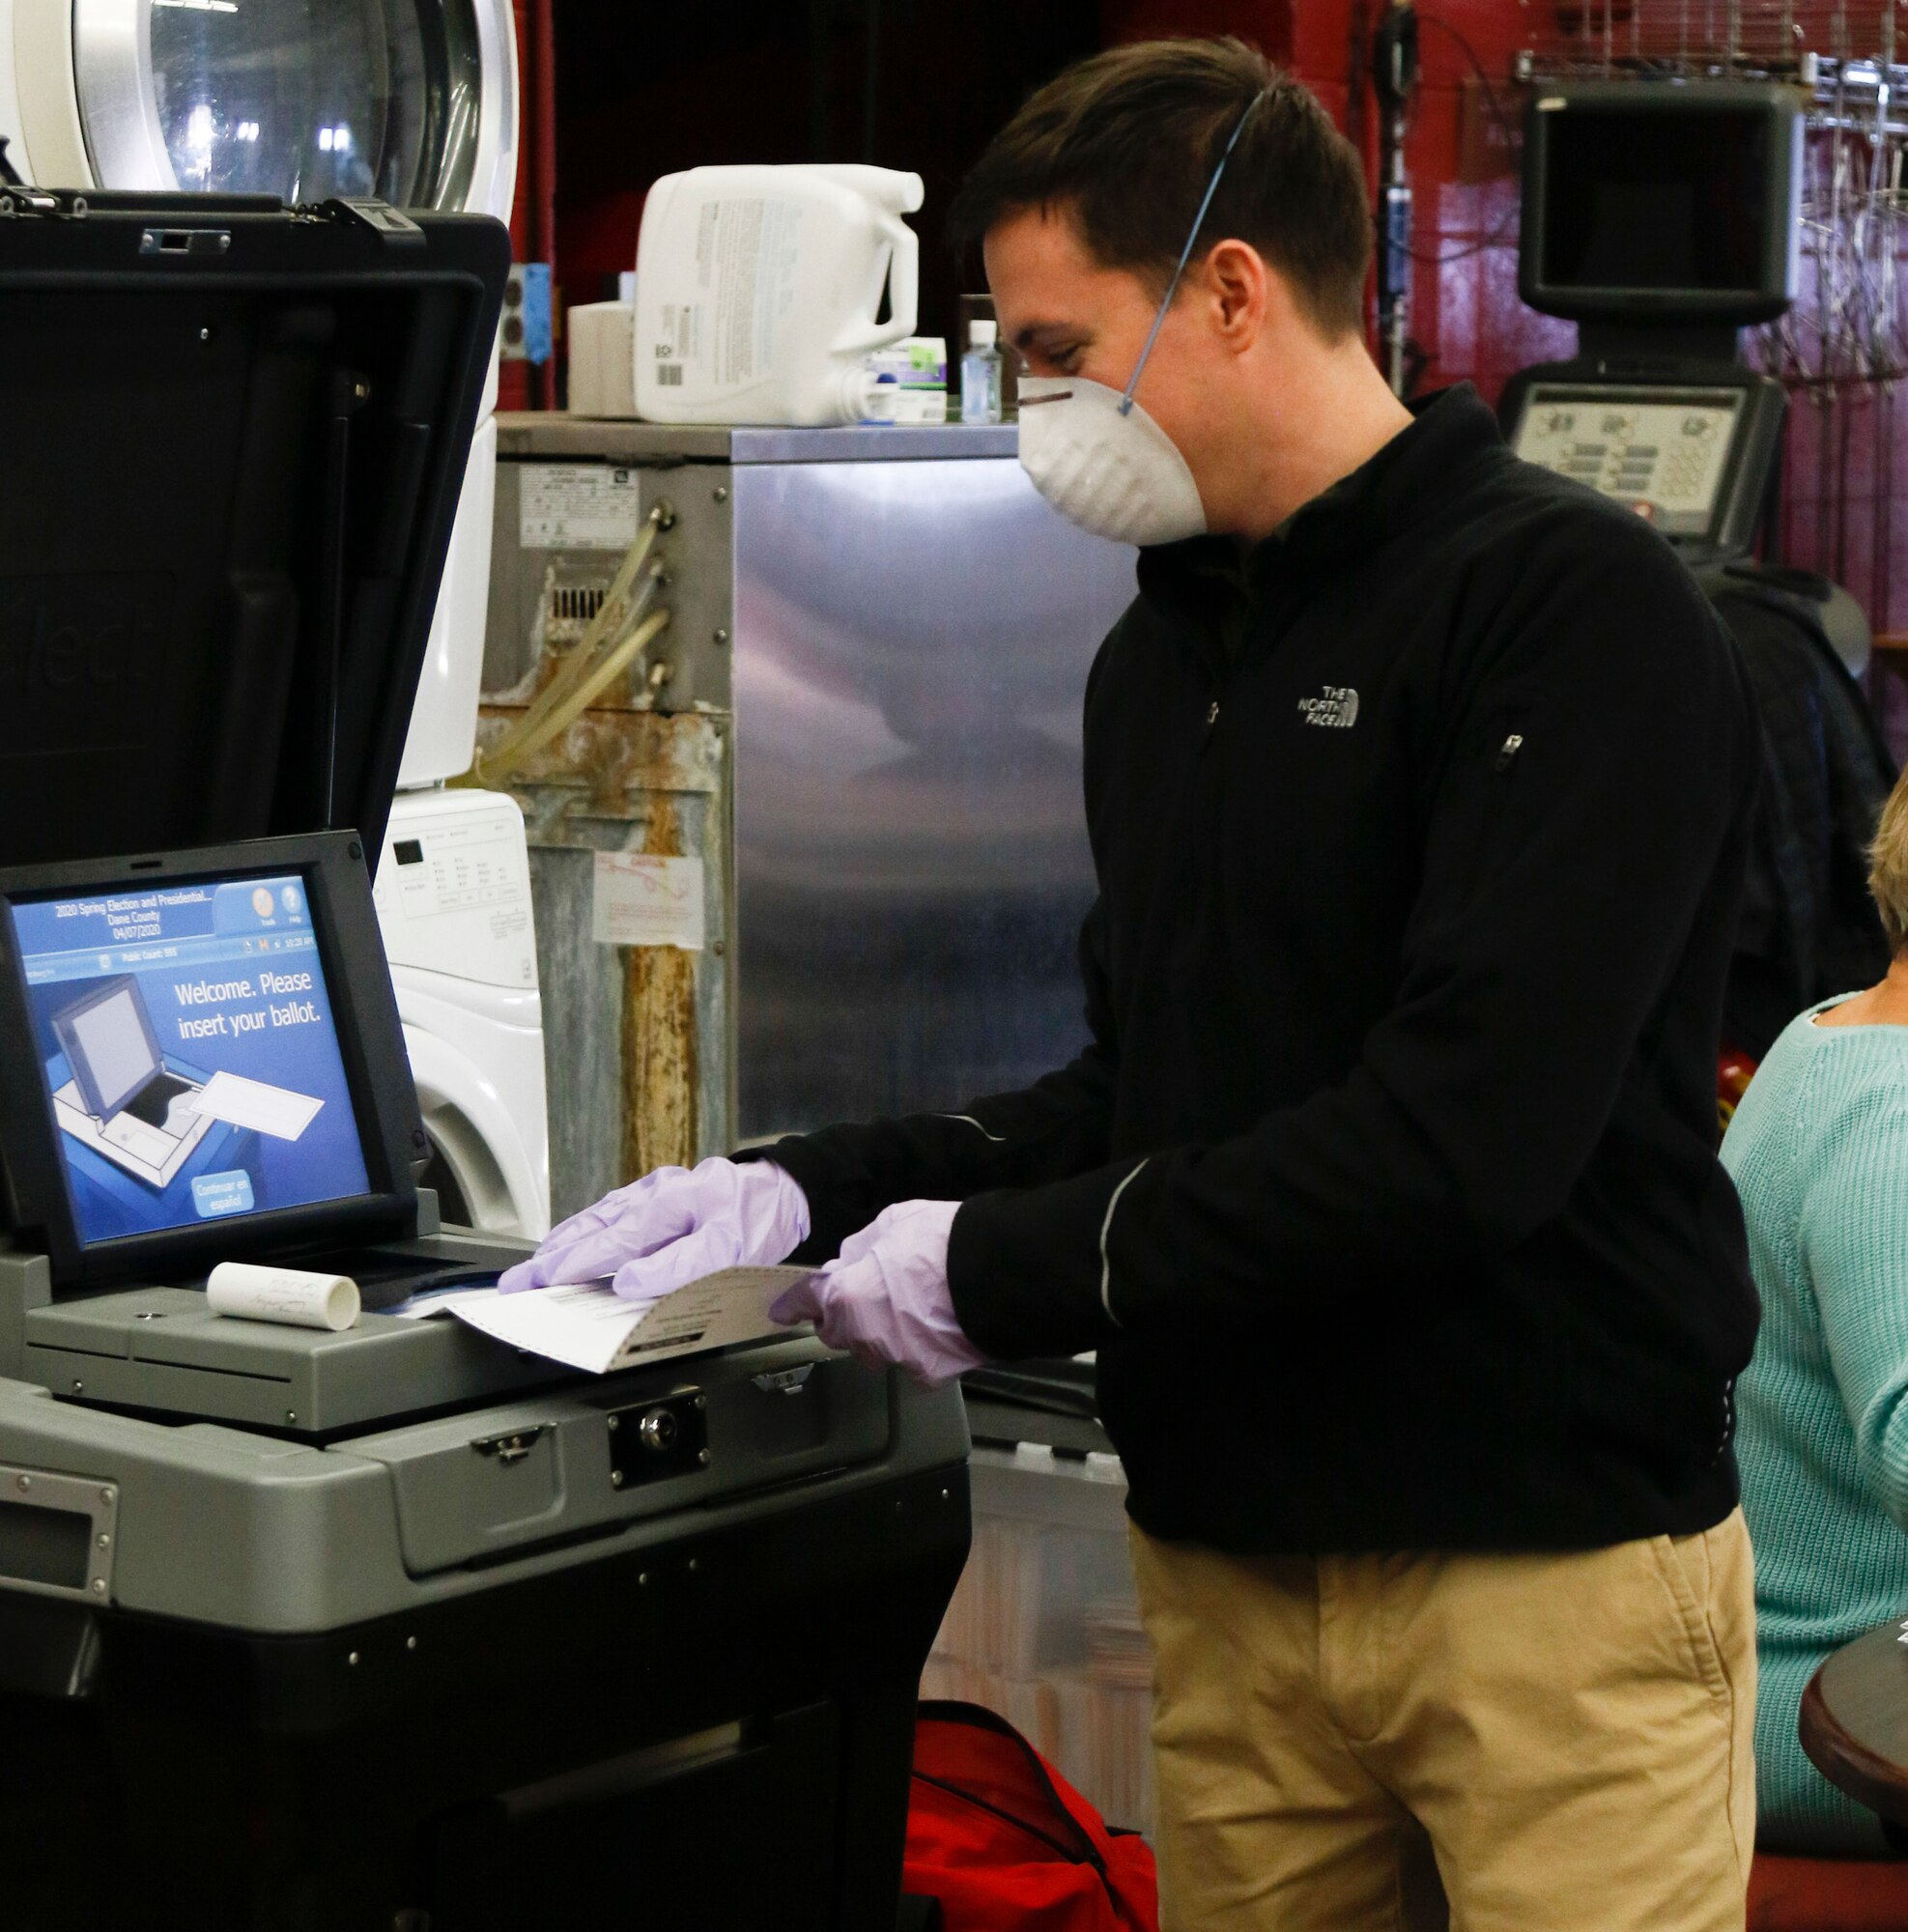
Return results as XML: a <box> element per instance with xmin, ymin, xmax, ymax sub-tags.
<box><xmin>1726</xmin><ymin>760</ymin><xmax>1908</xmax><ymax>1850</ymax></box>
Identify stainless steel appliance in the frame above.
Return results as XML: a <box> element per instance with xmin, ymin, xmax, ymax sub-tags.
<box><xmin>482</xmin><ymin>420</ymin><xmax>1138</xmax><ymax>1220</ymax></box>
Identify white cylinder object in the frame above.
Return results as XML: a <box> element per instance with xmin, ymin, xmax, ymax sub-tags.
<box><xmin>205</xmin><ymin>1263</ymin><xmax>360</xmax><ymax>1333</ymax></box>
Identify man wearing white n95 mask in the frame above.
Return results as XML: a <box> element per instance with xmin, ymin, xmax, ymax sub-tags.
<box><xmin>505</xmin><ymin>37</ymin><xmax>1762</xmax><ymax>1931</ymax></box>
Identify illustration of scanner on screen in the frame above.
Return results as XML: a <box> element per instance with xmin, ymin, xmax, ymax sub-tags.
<box><xmin>48</xmin><ymin>977</ymin><xmax>324</xmax><ymax>1192</ymax></box>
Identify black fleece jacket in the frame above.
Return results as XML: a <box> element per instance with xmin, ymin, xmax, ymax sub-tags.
<box><xmin>745</xmin><ymin>384</ymin><xmax>1761</xmax><ymax>1555</ymax></box>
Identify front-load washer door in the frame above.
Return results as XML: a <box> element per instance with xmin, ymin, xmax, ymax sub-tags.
<box><xmin>71</xmin><ymin>0</ymin><xmax>515</xmax><ymax>215</ymax></box>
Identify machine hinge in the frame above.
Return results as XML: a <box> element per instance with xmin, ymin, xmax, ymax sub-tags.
<box><xmin>0</xmin><ymin>186</ymin><xmax>81</xmax><ymax>220</ymax></box>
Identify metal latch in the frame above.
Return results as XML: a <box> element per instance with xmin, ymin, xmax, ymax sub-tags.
<box><xmin>470</xmin><ymin>1426</ymin><xmax>548</xmax><ymax>1465</ymax></box>
<box><xmin>323</xmin><ymin>197</ymin><xmax>426</xmax><ymax>245</ymax></box>
<box><xmin>752</xmin><ymin>1365</ymin><xmax>814</xmax><ymax>1397</ymax></box>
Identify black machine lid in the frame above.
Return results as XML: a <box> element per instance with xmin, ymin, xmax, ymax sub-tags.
<box><xmin>0</xmin><ymin>190</ymin><xmax>508</xmax><ymax>872</ymax></box>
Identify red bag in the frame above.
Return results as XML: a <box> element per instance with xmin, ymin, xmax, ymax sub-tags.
<box><xmin>904</xmin><ymin>1700</ymin><xmax>1159</xmax><ymax>1932</ymax></box>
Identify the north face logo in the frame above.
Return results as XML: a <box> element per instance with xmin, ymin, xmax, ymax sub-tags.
<box><xmin>1298</xmin><ymin>685</ymin><xmax>1359</xmax><ymax>729</ymax></box>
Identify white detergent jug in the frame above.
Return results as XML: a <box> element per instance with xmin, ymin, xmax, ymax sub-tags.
<box><xmin>634</xmin><ymin>163</ymin><xmax>924</xmax><ymax>425</ymax></box>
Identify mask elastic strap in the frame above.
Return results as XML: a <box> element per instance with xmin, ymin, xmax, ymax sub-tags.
<box><xmin>1118</xmin><ymin>97</ymin><xmax>1259</xmax><ymax>419</ymax></box>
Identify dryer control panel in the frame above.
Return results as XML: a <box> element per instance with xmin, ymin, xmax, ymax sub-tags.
<box><xmin>375</xmin><ymin>792</ymin><xmax>536</xmax><ymax>990</ymax></box>
<box><xmin>1511</xmin><ymin>387</ymin><xmax>1742</xmax><ymax>536</ymax></box>
<box><xmin>1498</xmin><ymin>367</ymin><xmax>1787</xmax><ymax>562</ymax></box>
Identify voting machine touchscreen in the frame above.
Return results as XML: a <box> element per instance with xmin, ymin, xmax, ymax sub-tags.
<box><xmin>0</xmin><ymin>833</ymin><xmax>426</xmax><ymax>1287</ymax></box>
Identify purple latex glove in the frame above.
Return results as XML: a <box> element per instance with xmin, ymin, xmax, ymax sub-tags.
<box><xmin>498</xmin><ymin>1157</ymin><xmax>811</xmax><ymax>1302</ymax></box>
<box><xmin>770</xmin><ymin>1199</ymin><xmax>985</xmax><ymax>1390</ymax></box>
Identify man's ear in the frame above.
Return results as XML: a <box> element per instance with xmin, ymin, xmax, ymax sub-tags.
<box><xmin>1201</xmin><ymin>239</ymin><xmax>1270</xmax><ymax>353</ymax></box>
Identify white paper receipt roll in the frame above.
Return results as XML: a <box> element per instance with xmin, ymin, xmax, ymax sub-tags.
<box><xmin>205</xmin><ymin>1263</ymin><xmax>360</xmax><ymax>1333</ymax></box>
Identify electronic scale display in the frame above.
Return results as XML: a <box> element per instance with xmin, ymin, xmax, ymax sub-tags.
<box><xmin>8</xmin><ymin>873</ymin><xmax>371</xmax><ymax>1245</ymax></box>
<box><xmin>1509</xmin><ymin>384</ymin><xmax>1745</xmax><ymax>538</ymax></box>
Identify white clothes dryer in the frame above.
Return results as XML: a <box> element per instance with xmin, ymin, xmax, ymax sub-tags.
<box><xmin>375</xmin><ymin>788</ymin><xmax>550</xmax><ymax>1240</ymax></box>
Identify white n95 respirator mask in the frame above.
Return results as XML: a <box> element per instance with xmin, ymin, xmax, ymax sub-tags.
<box><xmin>1016</xmin><ymin>377</ymin><xmax>1209</xmax><ymax>548</ymax></box>
<box><xmin>1012</xmin><ymin>92</ymin><xmax>1261</xmax><ymax>550</ymax></box>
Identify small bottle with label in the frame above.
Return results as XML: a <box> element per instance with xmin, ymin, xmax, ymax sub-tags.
<box><xmin>961</xmin><ymin>320</ymin><xmax>1003</xmax><ymax>425</ymax></box>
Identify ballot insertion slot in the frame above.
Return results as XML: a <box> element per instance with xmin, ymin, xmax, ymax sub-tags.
<box><xmin>0</xmin><ymin>1465</ymin><xmax>116</xmax><ymax>1605</ymax></box>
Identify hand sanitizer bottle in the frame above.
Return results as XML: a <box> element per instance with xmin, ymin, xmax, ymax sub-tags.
<box><xmin>961</xmin><ymin>320</ymin><xmax>1003</xmax><ymax>425</ymax></box>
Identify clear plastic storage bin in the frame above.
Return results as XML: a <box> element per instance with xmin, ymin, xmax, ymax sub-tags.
<box><xmin>923</xmin><ymin>1444</ymin><xmax>1155</xmax><ymax>1835</ymax></box>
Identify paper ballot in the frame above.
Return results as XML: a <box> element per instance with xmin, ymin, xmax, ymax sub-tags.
<box><xmin>186</xmin><ymin>1070</ymin><xmax>325</xmax><ymax>1142</ymax></box>
<box><xmin>399</xmin><ymin>1265</ymin><xmax>815</xmax><ymax>1375</ymax></box>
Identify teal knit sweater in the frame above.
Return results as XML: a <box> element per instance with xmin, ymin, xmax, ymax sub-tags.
<box><xmin>1723</xmin><ymin>997</ymin><xmax>1908</xmax><ymax>1853</ymax></box>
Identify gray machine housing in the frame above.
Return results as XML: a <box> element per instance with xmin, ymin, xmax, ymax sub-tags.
<box><xmin>0</xmin><ymin>1216</ymin><xmax>962</xmax><ymax>1634</ymax></box>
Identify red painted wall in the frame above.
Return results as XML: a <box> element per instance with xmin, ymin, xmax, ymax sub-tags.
<box><xmin>1104</xmin><ymin>0</ymin><xmax>1576</xmax><ymax>406</ymax></box>
<box><xmin>536</xmin><ymin>0</ymin><xmax>1561</xmax><ymax>407</ymax></box>
<box><xmin>1182</xmin><ymin>0</ymin><xmax>1903</xmax><ymax>639</ymax></box>
<box><xmin>529</xmin><ymin>0</ymin><xmax>1904</xmax><ymax>639</ymax></box>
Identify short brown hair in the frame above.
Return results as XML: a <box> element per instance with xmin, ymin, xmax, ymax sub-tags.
<box><xmin>1871</xmin><ymin>764</ymin><xmax>1908</xmax><ymax>952</ymax></box>
<box><xmin>948</xmin><ymin>38</ymin><xmax>1372</xmax><ymax>341</ymax></box>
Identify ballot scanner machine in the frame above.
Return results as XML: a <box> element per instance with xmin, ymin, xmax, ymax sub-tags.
<box><xmin>0</xmin><ymin>193</ymin><xmax>969</xmax><ymax>1931</ymax></box>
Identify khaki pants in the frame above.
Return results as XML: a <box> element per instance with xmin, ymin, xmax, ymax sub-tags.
<box><xmin>1129</xmin><ymin>1511</ymin><xmax>1755</xmax><ymax>1932</ymax></box>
